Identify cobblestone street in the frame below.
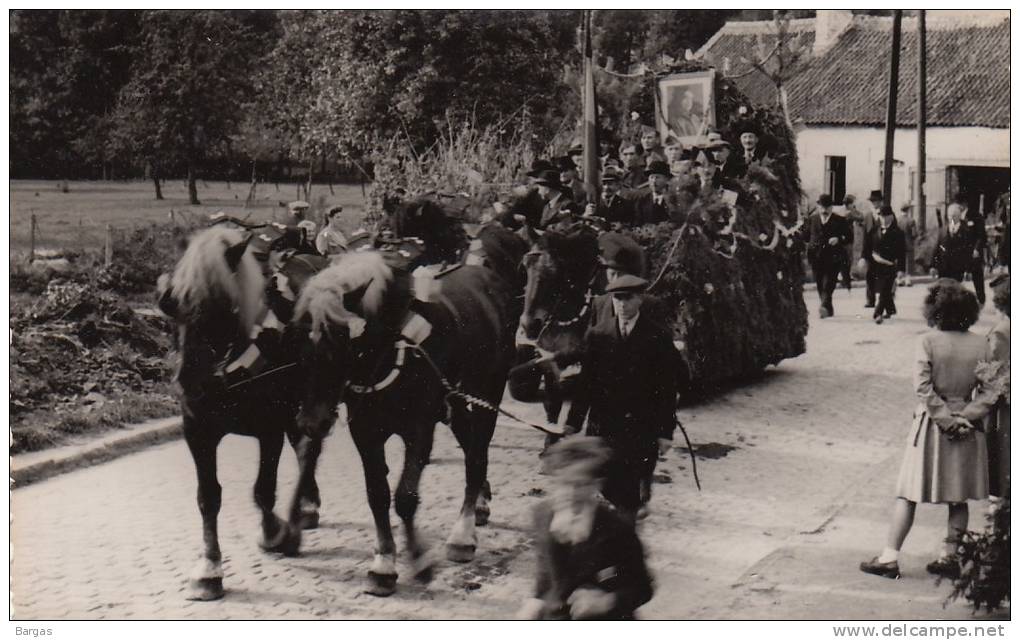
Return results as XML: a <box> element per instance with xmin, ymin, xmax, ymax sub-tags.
<box><xmin>12</xmin><ymin>284</ymin><xmax>1005</xmax><ymax>620</ymax></box>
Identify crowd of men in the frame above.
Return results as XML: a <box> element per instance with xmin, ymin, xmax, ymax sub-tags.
<box><xmin>498</xmin><ymin>122</ymin><xmax>768</xmax><ymax>231</ymax></box>
<box><xmin>806</xmin><ymin>189</ymin><xmax>1003</xmax><ymax>321</ymax></box>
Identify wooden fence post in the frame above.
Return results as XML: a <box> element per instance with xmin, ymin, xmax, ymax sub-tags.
<box><xmin>105</xmin><ymin>224</ymin><xmax>113</xmax><ymax>268</ymax></box>
<box><xmin>29</xmin><ymin>213</ymin><xmax>36</xmax><ymax>264</ymax></box>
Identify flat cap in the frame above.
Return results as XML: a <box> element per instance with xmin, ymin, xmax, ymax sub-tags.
<box><xmin>605</xmin><ymin>273</ymin><xmax>648</xmax><ymax>294</ymax></box>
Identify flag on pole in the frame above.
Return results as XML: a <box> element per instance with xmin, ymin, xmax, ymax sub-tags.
<box><xmin>582</xmin><ymin>9</ymin><xmax>600</xmax><ymax>204</ymax></box>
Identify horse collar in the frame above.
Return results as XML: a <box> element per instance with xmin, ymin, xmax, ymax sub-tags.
<box><xmin>347</xmin><ymin>311</ymin><xmax>433</xmax><ymax>395</ymax></box>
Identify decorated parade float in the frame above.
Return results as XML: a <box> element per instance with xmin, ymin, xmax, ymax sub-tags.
<box><xmin>369</xmin><ymin>59</ymin><xmax>809</xmax><ymax>401</ymax></box>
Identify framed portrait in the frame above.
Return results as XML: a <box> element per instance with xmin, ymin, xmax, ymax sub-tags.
<box><xmin>655</xmin><ymin>70</ymin><xmax>716</xmax><ymax>145</ymax></box>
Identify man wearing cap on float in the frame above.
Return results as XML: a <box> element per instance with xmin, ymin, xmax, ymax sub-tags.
<box><xmin>568</xmin><ymin>274</ymin><xmax>677</xmax><ymax>522</ymax></box>
<box><xmin>586</xmin><ymin>166</ymin><xmax>633</xmax><ymax>226</ymax></box>
<box><xmin>286</xmin><ymin>199</ymin><xmax>311</xmax><ymax>223</ymax></box>
<box><xmin>517</xmin><ymin>436</ymin><xmax>654</xmax><ymax>620</ymax></box>
<box><xmin>632</xmin><ymin>161</ymin><xmax>671</xmax><ymax>226</ymax></box>
<box><xmin>807</xmin><ymin>194</ymin><xmax>853</xmax><ymax>318</ymax></box>
<box><xmin>497</xmin><ymin>159</ymin><xmax>553</xmax><ymax>230</ymax></box>
<box><xmin>863</xmin><ymin>205</ymin><xmax>906</xmax><ymax>324</ymax></box>
<box><xmin>640</xmin><ymin>125</ymin><xmax>665</xmax><ymax>167</ymax></box>
<box><xmin>708</xmin><ymin>132</ymin><xmax>742</xmax><ymax>179</ymax></box>
<box><xmin>618</xmin><ymin>143</ymin><xmax>646</xmax><ymax>195</ymax></box>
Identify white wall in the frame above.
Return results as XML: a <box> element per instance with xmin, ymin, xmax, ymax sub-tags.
<box><xmin>796</xmin><ymin>125</ymin><xmax>1009</xmax><ymax>219</ymax></box>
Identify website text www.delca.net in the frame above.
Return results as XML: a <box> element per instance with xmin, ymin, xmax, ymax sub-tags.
<box><xmin>833</xmin><ymin>624</ymin><xmax>1008</xmax><ymax>638</ymax></box>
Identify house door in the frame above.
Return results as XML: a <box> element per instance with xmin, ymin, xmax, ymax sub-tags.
<box><xmin>946</xmin><ymin>165</ymin><xmax>1011</xmax><ymax>218</ymax></box>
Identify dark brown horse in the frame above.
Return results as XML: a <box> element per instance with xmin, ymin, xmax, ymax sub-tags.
<box><xmin>515</xmin><ymin>223</ymin><xmax>602</xmax><ymax>426</ymax></box>
<box><xmin>157</xmin><ymin>225</ymin><xmax>323</xmax><ymax>601</ymax></box>
<box><xmin>292</xmin><ymin>223</ymin><xmax>527</xmax><ymax>596</ymax></box>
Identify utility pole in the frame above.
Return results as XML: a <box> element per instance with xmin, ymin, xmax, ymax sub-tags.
<box><xmin>882</xmin><ymin>10</ymin><xmax>903</xmax><ymax>207</ymax></box>
<box><xmin>916</xmin><ymin>10</ymin><xmax>927</xmax><ymax>232</ymax></box>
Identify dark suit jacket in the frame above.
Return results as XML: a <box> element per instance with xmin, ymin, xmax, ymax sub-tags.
<box><xmin>632</xmin><ymin>192</ymin><xmax>670</xmax><ymax>226</ymax></box>
<box><xmin>933</xmin><ymin>223</ymin><xmax>982</xmax><ymax>277</ymax></box>
<box><xmin>531</xmin><ymin>500</ymin><xmax>653</xmax><ymax>620</ymax></box>
<box><xmin>498</xmin><ymin>187</ymin><xmax>544</xmax><ymax>230</ymax></box>
<box><xmin>806</xmin><ymin>212</ymin><xmax>852</xmax><ymax>269</ymax></box>
<box><xmin>718</xmin><ymin>156</ymin><xmax>746</xmax><ymax>179</ymax></box>
<box><xmin>620</xmin><ymin>168</ymin><xmax>647</xmax><ymax>195</ymax></box>
<box><xmin>539</xmin><ymin>192</ymin><xmax>570</xmax><ymax>229</ymax></box>
<box><xmin>862</xmin><ymin>222</ymin><xmax>907</xmax><ymax>272</ymax></box>
<box><xmin>596</xmin><ymin>194</ymin><xmax>634</xmax><ymax>226</ymax></box>
<box><xmin>574</xmin><ymin>300</ymin><xmax>676</xmax><ymax>447</ymax></box>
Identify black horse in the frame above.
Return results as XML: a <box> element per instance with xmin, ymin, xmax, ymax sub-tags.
<box><xmin>515</xmin><ymin>223</ymin><xmax>602</xmax><ymax>427</ymax></box>
<box><xmin>292</xmin><ymin>223</ymin><xmax>528</xmax><ymax>596</ymax></box>
<box><xmin>156</xmin><ymin>225</ymin><xmax>324</xmax><ymax>601</ymax></box>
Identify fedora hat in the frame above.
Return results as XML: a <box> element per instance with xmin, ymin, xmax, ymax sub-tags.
<box><xmin>533</xmin><ymin>170</ymin><xmax>566</xmax><ymax>189</ymax></box>
<box><xmin>645</xmin><ymin>160</ymin><xmax>670</xmax><ymax>177</ymax></box>
<box><xmin>868</xmin><ymin>190</ymin><xmax>883</xmax><ymax>203</ymax></box>
<box><xmin>598</xmin><ymin>232</ymin><xmax>646</xmax><ymax>275</ymax></box>
<box><xmin>527</xmin><ymin>159</ymin><xmax>556</xmax><ymax>179</ymax></box>
<box><xmin>817</xmin><ymin>194</ymin><xmax>834</xmax><ymax>207</ymax></box>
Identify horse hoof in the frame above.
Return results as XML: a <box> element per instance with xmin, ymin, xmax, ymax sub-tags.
<box><xmin>365</xmin><ymin>571</ymin><xmax>397</xmax><ymax>597</ymax></box>
<box><xmin>300</xmin><ymin>512</ymin><xmax>320</xmax><ymax>530</ymax></box>
<box><xmin>446</xmin><ymin>543</ymin><xmax>476</xmax><ymax>563</ymax></box>
<box><xmin>475</xmin><ymin>508</ymin><xmax>490</xmax><ymax>527</ymax></box>
<box><xmin>261</xmin><ymin>523</ymin><xmax>302</xmax><ymax>557</ymax></box>
<box><xmin>412</xmin><ymin>555</ymin><xmax>436</xmax><ymax>584</ymax></box>
<box><xmin>186</xmin><ymin>577</ymin><xmax>224</xmax><ymax>601</ymax></box>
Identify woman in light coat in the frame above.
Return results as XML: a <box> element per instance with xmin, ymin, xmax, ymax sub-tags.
<box><xmin>860</xmin><ymin>280</ymin><xmax>999</xmax><ymax>580</ymax></box>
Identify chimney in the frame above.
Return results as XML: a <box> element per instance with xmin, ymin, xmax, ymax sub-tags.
<box><xmin>814</xmin><ymin>10</ymin><xmax>853</xmax><ymax>56</ymax></box>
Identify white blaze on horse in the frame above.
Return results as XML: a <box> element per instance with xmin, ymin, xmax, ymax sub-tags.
<box><xmin>292</xmin><ymin>223</ymin><xmax>527</xmax><ymax>597</ymax></box>
<box><xmin>157</xmin><ymin>225</ymin><xmax>324</xmax><ymax>601</ymax></box>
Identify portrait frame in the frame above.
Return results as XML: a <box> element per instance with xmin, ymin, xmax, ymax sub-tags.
<box><xmin>655</xmin><ymin>70</ymin><xmax>717</xmax><ymax>146</ymax></box>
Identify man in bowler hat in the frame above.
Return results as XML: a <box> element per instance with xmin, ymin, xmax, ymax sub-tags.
<box><xmin>807</xmin><ymin>194</ymin><xmax>853</xmax><ymax>318</ymax></box>
<box><xmin>863</xmin><ymin>205</ymin><xmax>906</xmax><ymax>323</ymax></box>
<box><xmin>632</xmin><ymin>161</ymin><xmax>671</xmax><ymax>226</ymax></box>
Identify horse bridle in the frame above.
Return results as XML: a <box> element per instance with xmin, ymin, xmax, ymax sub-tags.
<box><xmin>529</xmin><ymin>251</ymin><xmax>600</xmax><ymax>342</ymax></box>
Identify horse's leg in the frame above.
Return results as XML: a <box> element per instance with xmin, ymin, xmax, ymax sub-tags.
<box><xmin>395</xmin><ymin>421</ymin><xmax>436</xmax><ymax>583</ymax></box>
<box><xmin>445</xmin><ymin>402</ymin><xmax>497</xmax><ymax>561</ymax></box>
<box><xmin>286</xmin><ymin>429</ymin><xmax>322</xmax><ymax>530</ymax></box>
<box><xmin>184</xmin><ymin>427</ymin><xmax>226</xmax><ymax>601</ymax></box>
<box><xmin>255</xmin><ymin>431</ymin><xmax>301</xmax><ymax>556</ymax></box>
<box><xmin>352</xmin><ymin>426</ymin><xmax>398</xmax><ymax>596</ymax></box>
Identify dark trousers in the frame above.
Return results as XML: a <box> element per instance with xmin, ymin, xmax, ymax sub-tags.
<box><xmin>601</xmin><ymin>440</ymin><xmax>657</xmax><ymax>519</ymax></box>
<box><xmin>812</xmin><ymin>260</ymin><xmax>839</xmax><ymax>313</ymax></box>
<box><xmin>865</xmin><ymin>261</ymin><xmax>878</xmax><ymax>306</ymax></box>
<box><xmin>971</xmin><ymin>261</ymin><xmax>986</xmax><ymax>305</ymax></box>
<box><xmin>873</xmin><ymin>264</ymin><xmax>898</xmax><ymax>318</ymax></box>
<box><xmin>938</xmin><ymin>263</ymin><xmax>986</xmax><ymax>305</ymax></box>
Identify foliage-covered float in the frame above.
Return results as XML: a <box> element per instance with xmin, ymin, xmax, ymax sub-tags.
<box><xmin>366</xmin><ymin>60</ymin><xmax>808</xmax><ymax>401</ymax></box>
<box><xmin>628</xmin><ymin>60</ymin><xmax>808</xmax><ymax>398</ymax></box>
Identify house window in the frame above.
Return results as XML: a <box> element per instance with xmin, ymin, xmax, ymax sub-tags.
<box><xmin>825</xmin><ymin>156</ymin><xmax>847</xmax><ymax>203</ymax></box>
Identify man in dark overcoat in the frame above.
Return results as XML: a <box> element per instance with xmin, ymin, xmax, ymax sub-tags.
<box><xmin>863</xmin><ymin>206</ymin><xmax>906</xmax><ymax>323</ymax></box>
<box><xmin>806</xmin><ymin>194</ymin><xmax>853</xmax><ymax>318</ymax></box>
<box><xmin>571</xmin><ymin>275</ymin><xmax>676</xmax><ymax>520</ymax></box>
<box><xmin>631</xmin><ymin>161</ymin><xmax>671</xmax><ymax>226</ymax></box>
<box><xmin>932</xmin><ymin>200</ymin><xmax>987</xmax><ymax>305</ymax></box>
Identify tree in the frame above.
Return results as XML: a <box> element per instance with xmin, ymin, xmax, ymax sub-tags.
<box><xmin>109</xmin><ymin>10</ymin><xmax>266</xmax><ymax>203</ymax></box>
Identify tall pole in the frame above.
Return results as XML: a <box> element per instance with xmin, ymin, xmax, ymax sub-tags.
<box><xmin>581</xmin><ymin>9</ymin><xmax>600</xmax><ymax>203</ymax></box>
<box><xmin>882</xmin><ymin>10</ymin><xmax>903</xmax><ymax>208</ymax></box>
<box><xmin>916</xmin><ymin>10</ymin><xmax>927</xmax><ymax>232</ymax></box>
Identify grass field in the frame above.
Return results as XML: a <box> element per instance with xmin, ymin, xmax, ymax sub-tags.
<box><xmin>10</xmin><ymin>179</ymin><xmax>371</xmax><ymax>253</ymax></box>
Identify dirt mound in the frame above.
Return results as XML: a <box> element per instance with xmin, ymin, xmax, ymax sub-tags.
<box><xmin>10</xmin><ymin>280</ymin><xmax>176</xmax><ymax>453</ymax></box>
